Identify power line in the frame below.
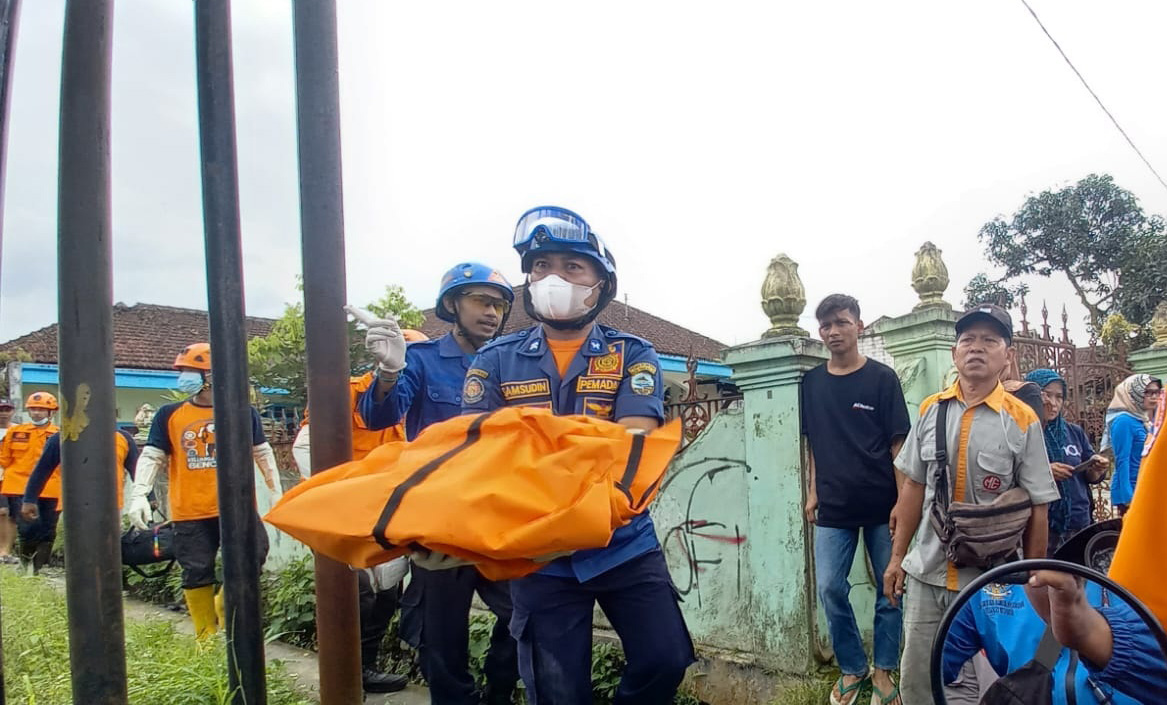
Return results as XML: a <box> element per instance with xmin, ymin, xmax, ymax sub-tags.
<box><xmin>1018</xmin><ymin>0</ymin><xmax>1167</xmax><ymax>194</ymax></box>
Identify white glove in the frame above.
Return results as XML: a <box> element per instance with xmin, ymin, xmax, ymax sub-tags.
<box><xmin>345</xmin><ymin>305</ymin><xmax>405</xmax><ymax>374</ymax></box>
<box><xmin>409</xmin><ymin>547</ymin><xmax>474</xmax><ymax>571</ymax></box>
<box><xmin>368</xmin><ymin>557</ymin><xmax>410</xmax><ymax>591</ymax></box>
<box><xmin>127</xmin><ymin>445</ymin><xmax>167</xmax><ymax>530</ymax></box>
<box><xmin>292</xmin><ymin>425</ymin><xmax>312</xmax><ymax>479</ymax></box>
<box><xmin>253</xmin><ymin>442</ymin><xmax>284</xmax><ymax>502</ymax></box>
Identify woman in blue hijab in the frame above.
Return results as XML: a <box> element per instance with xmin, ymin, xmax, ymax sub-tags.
<box><xmin>1024</xmin><ymin>369</ymin><xmax>1111</xmax><ymax>554</ymax></box>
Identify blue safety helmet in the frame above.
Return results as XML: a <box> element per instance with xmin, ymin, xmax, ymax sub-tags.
<box><xmin>435</xmin><ymin>262</ymin><xmax>514</xmax><ymax>323</ymax></box>
<box><xmin>512</xmin><ymin>206</ymin><xmax>618</xmax><ymax>281</ymax></box>
<box><xmin>513</xmin><ymin>206</ymin><xmax>619</xmax><ymax>326</ymax></box>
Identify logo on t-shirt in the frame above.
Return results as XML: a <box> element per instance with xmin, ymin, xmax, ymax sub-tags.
<box><xmin>982</xmin><ymin>475</ymin><xmax>1002</xmax><ymax>492</ymax></box>
<box><xmin>180</xmin><ymin>420</ymin><xmax>218</xmax><ymax>470</ymax></box>
<box><xmin>852</xmin><ymin>402</ymin><xmax>875</xmax><ymax>412</ymax></box>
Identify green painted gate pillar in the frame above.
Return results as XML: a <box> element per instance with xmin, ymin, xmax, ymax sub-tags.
<box><xmin>722</xmin><ymin>254</ymin><xmax>828</xmax><ymax>672</ymax></box>
<box><xmin>1128</xmin><ymin>303</ymin><xmax>1167</xmax><ymax>382</ymax></box>
<box><xmin>872</xmin><ymin>242</ymin><xmax>959</xmax><ymax>416</ymax></box>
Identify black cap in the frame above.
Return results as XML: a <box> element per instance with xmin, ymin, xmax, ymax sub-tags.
<box><xmin>0</xmin><ymin>398</ymin><xmax>13</xmax><ymax>409</ymax></box>
<box><xmin>956</xmin><ymin>303</ymin><xmax>1013</xmax><ymax>343</ymax></box>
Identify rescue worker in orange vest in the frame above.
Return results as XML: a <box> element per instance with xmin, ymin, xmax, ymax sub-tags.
<box><xmin>290</xmin><ymin>336</ymin><xmax>422</xmax><ymax>695</ymax></box>
<box><xmin>125</xmin><ymin>343</ymin><xmax>283</xmax><ymax>638</ymax></box>
<box><xmin>355</xmin><ymin>264</ymin><xmax>518</xmax><ymax>705</ymax></box>
<box><xmin>0</xmin><ymin>392</ymin><xmax>61</xmax><ymax>570</ymax></box>
<box><xmin>461</xmin><ymin>207</ymin><xmax>695</xmax><ymax>704</ymax></box>
<box><xmin>20</xmin><ymin>428</ymin><xmax>139</xmax><ymax>560</ymax></box>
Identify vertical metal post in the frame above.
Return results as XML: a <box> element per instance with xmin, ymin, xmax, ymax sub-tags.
<box><xmin>0</xmin><ymin>2</ymin><xmax>20</xmax><ymax>702</ymax></box>
<box><xmin>291</xmin><ymin>2</ymin><xmax>363</xmax><ymax>702</ymax></box>
<box><xmin>56</xmin><ymin>0</ymin><xmax>127</xmax><ymax>703</ymax></box>
<box><xmin>192</xmin><ymin>2</ymin><xmax>266</xmax><ymax>703</ymax></box>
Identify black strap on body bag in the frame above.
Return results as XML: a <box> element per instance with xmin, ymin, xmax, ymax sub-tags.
<box><xmin>978</xmin><ymin>627</ymin><xmax>1062</xmax><ymax>705</ymax></box>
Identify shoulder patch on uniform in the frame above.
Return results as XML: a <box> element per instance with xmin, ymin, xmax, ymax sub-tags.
<box><xmin>463</xmin><ymin>376</ymin><xmax>486</xmax><ymax>405</ymax></box>
<box><xmin>627</xmin><ymin>362</ymin><xmax>657</xmax><ymax>376</ymax></box>
<box><xmin>467</xmin><ymin>368</ymin><xmax>489</xmax><ymax>379</ymax></box>
<box><xmin>630</xmin><ymin>371</ymin><xmax>656</xmax><ymax>396</ymax></box>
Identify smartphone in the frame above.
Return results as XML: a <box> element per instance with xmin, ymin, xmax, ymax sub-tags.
<box><xmin>1072</xmin><ymin>457</ymin><xmax>1103</xmax><ymax>475</ymax></box>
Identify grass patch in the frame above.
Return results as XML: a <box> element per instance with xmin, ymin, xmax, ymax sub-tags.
<box><xmin>1</xmin><ymin>571</ymin><xmax>311</xmax><ymax>705</ymax></box>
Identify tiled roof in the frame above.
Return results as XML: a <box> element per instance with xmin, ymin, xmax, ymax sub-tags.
<box><xmin>0</xmin><ymin>303</ymin><xmax>275</xmax><ymax>370</ymax></box>
<box><xmin>415</xmin><ymin>285</ymin><xmax>727</xmax><ymax>361</ymax></box>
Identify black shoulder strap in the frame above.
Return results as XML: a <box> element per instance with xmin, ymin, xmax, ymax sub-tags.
<box><xmin>1034</xmin><ymin>625</ymin><xmax>1063</xmax><ymax>669</ymax></box>
<box><xmin>935</xmin><ymin>399</ymin><xmax>952</xmax><ymax>509</ymax></box>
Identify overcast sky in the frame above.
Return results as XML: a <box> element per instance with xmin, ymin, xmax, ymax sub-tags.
<box><xmin>2</xmin><ymin>0</ymin><xmax>1165</xmax><ymax>350</ymax></box>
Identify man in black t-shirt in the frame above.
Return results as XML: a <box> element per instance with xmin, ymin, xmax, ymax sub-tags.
<box><xmin>801</xmin><ymin>294</ymin><xmax>910</xmax><ymax>705</ymax></box>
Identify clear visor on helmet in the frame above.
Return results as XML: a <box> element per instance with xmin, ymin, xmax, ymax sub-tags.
<box><xmin>512</xmin><ymin>206</ymin><xmax>608</xmax><ymax>260</ymax></box>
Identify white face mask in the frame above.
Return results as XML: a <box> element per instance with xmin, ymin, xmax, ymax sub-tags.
<box><xmin>31</xmin><ymin>415</ymin><xmax>50</xmax><ymax>426</ymax></box>
<box><xmin>528</xmin><ymin>274</ymin><xmax>601</xmax><ymax>321</ymax></box>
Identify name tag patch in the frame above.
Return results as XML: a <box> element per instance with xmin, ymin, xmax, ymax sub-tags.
<box><xmin>502</xmin><ymin>378</ymin><xmax>551</xmax><ymax>401</ymax></box>
<box><xmin>577</xmin><ymin>376</ymin><xmax>620</xmax><ymax>394</ymax></box>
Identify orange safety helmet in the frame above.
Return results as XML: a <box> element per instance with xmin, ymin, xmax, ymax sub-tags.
<box><xmin>174</xmin><ymin>343</ymin><xmax>212</xmax><ymax>371</ymax></box>
<box><xmin>25</xmin><ymin>392</ymin><xmax>59</xmax><ymax>411</ymax></box>
<box><xmin>402</xmin><ymin>329</ymin><xmax>429</xmax><ymax>343</ymax></box>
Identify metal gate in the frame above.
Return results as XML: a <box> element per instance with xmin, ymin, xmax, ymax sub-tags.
<box><xmin>1010</xmin><ymin>297</ymin><xmax>1131</xmax><ymax>522</ymax></box>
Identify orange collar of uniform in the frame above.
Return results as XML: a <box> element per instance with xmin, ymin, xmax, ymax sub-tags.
<box><xmin>937</xmin><ymin>380</ymin><xmax>1006</xmax><ymax>412</ymax></box>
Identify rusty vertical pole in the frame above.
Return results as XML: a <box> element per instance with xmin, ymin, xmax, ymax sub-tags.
<box><xmin>291</xmin><ymin>1</ymin><xmax>362</xmax><ymax>702</ymax></box>
<box><xmin>56</xmin><ymin>0</ymin><xmax>128</xmax><ymax>702</ymax></box>
<box><xmin>0</xmin><ymin>2</ymin><xmax>20</xmax><ymax>702</ymax></box>
<box><xmin>192</xmin><ymin>1</ymin><xmax>266</xmax><ymax>703</ymax></box>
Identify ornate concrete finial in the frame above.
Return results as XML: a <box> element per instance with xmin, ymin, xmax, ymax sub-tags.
<box><xmin>911</xmin><ymin>241</ymin><xmax>951</xmax><ymax>311</ymax></box>
<box><xmin>760</xmin><ymin>254</ymin><xmax>809</xmax><ymax>338</ymax></box>
<box><xmin>1151</xmin><ymin>301</ymin><xmax>1167</xmax><ymax>349</ymax></box>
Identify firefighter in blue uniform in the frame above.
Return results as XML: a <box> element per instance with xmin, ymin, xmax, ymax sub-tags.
<box><xmin>461</xmin><ymin>206</ymin><xmax>695</xmax><ymax>705</ymax></box>
<box><xmin>353</xmin><ymin>262</ymin><xmax>518</xmax><ymax>705</ymax></box>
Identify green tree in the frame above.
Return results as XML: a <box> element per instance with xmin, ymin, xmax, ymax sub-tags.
<box><xmin>977</xmin><ymin>173</ymin><xmax>1167</xmax><ymax>332</ymax></box>
<box><xmin>961</xmin><ymin>273</ymin><xmax>1028</xmax><ymax>311</ymax></box>
<box><xmin>247</xmin><ymin>285</ymin><xmax>424</xmax><ymax>405</ymax></box>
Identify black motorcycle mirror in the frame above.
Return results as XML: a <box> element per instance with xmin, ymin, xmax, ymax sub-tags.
<box><xmin>929</xmin><ymin>558</ymin><xmax>1167</xmax><ymax>704</ymax></box>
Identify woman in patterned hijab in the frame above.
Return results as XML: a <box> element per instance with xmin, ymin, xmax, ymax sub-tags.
<box><xmin>1025</xmin><ymin>369</ymin><xmax>1109</xmax><ymax>553</ymax></box>
<box><xmin>1105</xmin><ymin>374</ymin><xmax>1163</xmax><ymax>515</ymax></box>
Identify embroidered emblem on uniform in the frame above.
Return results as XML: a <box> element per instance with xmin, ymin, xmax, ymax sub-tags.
<box><xmin>587</xmin><ymin>341</ymin><xmax>624</xmax><ymax>378</ymax></box>
<box><xmin>502</xmin><ymin>378</ymin><xmax>551</xmax><ymax>401</ymax></box>
<box><xmin>627</xmin><ymin>362</ymin><xmax>657</xmax><ymax>376</ymax></box>
<box><xmin>630</xmin><ymin>371</ymin><xmax>655</xmax><ymax>396</ymax></box>
<box><xmin>463</xmin><ymin>377</ymin><xmax>486</xmax><ymax>405</ymax></box>
<box><xmin>982</xmin><ymin>475</ymin><xmax>1002</xmax><ymax>492</ymax></box>
<box><xmin>528</xmin><ymin>340</ymin><xmax>540</xmax><ymax>352</ymax></box>
<box><xmin>982</xmin><ymin>583</ymin><xmax>1009</xmax><ymax>600</ymax></box>
<box><xmin>588</xmin><ymin>339</ymin><xmax>603</xmax><ymax>353</ymax></box>
<box><xmin>577</xmin><ymin>377</ymin><xmax>620</xmax><ymax>394</ymax></box>
<box><xmin>583</xmin><ymin>398</ymin><xmax>614</xmax><ymax>418</ymax></box>
<box><xmin>467</xmin><ymin>368</ymin><xmax>489</xmax><ymax>379</ymax></box>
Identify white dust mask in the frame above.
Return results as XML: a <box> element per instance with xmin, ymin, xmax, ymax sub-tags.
<box><xmin>528</xmin><ymin>274</ymin><xmax>601</xmax><ymax>321</ymax></box>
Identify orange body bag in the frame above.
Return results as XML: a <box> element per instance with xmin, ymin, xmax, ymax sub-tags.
<box><xmin>264</xmin><ymin>407</ymin><xmax>680</xmax><ymax>581</ymax></box>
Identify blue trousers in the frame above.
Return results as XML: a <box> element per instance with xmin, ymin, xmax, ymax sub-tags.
<box><xmin>509</xmin><ymin>550</ymin><xmax>695</xmax><ymax>705</ymax></box>
<box><xmin>813</xmin><ymin>523</ymin><xmax>901</xmax><ymax>675</ymax></box>
<box><xmin>400</xmin><ymin>564</ymin><xmax>517</xmax><ymax>705</ymax></box>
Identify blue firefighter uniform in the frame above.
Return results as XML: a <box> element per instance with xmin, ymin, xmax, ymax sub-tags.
<box><xmin>360</xmin><ymin>333</ymin><xmax>473</xmax><ymax>441</ymax></box>
<box><xmin>358</xmin><ymin>262</ymin><xmax>518</xmax><ymax>705</ymax></box>
<box><xmin>463</xmin><ymin>322</ymin><xmax>695</xmax><ymax>705</ymax></box>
